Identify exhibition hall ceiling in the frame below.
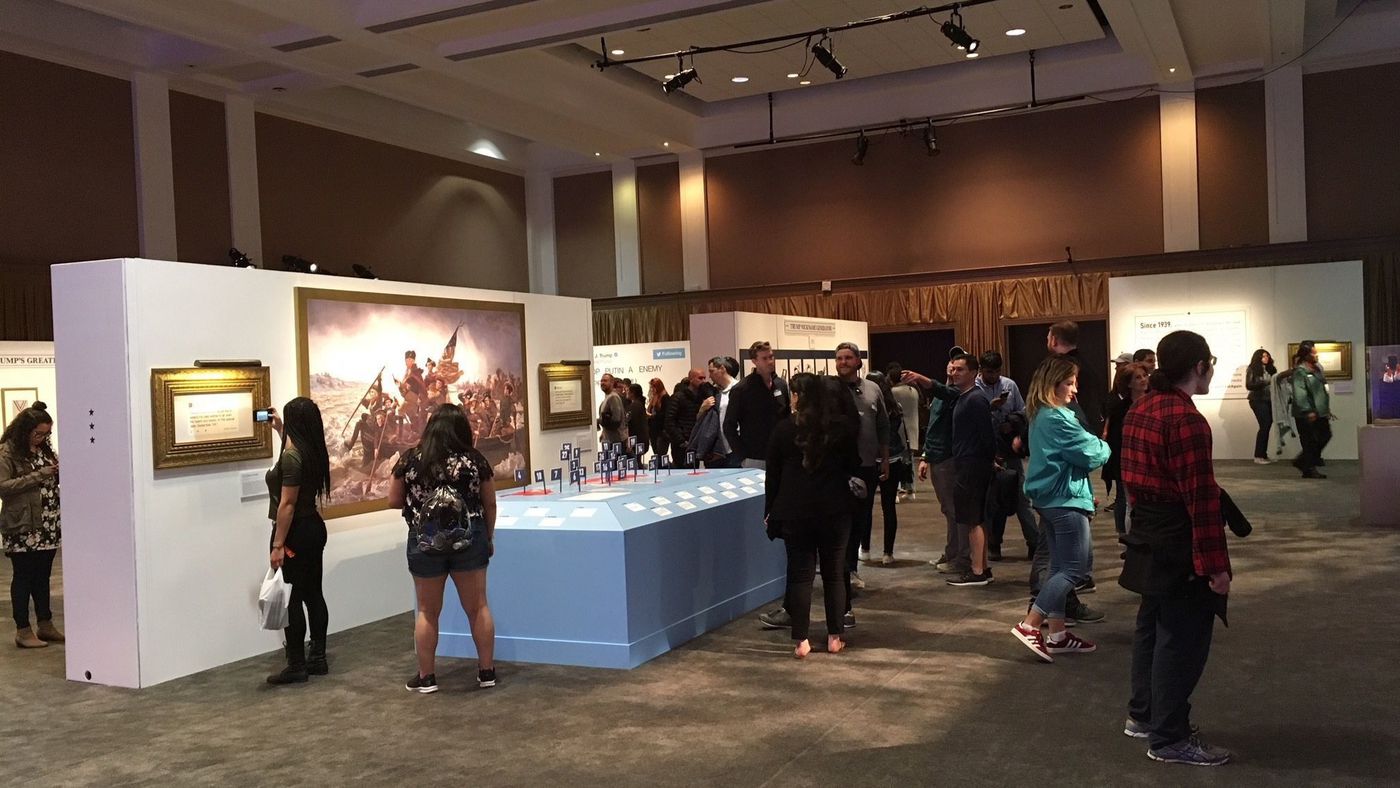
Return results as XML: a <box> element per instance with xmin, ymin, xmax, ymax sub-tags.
<box><xmin>2</xmin><ymin>0</ymin><xmax>1397</xmax><ymax>169</ymax></box>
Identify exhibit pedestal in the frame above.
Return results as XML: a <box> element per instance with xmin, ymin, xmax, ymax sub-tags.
<box><xmin>1359</xmin><ymin>425</ymin><xmax>1400</xmax><ymax>527</ymax></box>
<box><xmin>436</xmin><ymin>468</ymin><xmax>782</xmax><ymax>669</ymax></box>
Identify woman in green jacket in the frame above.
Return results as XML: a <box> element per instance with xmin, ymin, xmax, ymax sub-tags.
<box><xmin>0</xmin><ymin>402</ymin><xmax>63</xmax><ymax>649</ymax></box>
<box><xmin>1290</xmin><ymin>342</ymin><xmax>1331</xmax><ymax>479</ymax></box>
<box><xmin>1011</xmin><ymin>356</ymin><xmax>1111</xmax><ymax>663</ymax></box>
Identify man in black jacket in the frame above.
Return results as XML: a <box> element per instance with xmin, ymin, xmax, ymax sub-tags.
<box><xmin>663</xmin><ymin>369</ymin><xmax>705</xmax><ymax>467</ymax></box>
<box><xmin>723</xmin><ymin>341</ymin><xmax>790</xmax><ymax>469</ymax></box>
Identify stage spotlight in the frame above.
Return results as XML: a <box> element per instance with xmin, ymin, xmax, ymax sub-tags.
<box><xmin>228</xmin><ymin>247</ymin><xmax>255</xmax><ymax>268</ymax></box>
<box><xmin>662</xmin><ymin>68</ymin><xmax>699</xmax><ymax>94</ymax></box>
<box><xmin>812</xmin><ymin>40</ymin><xmax>846</xmax><ymax>79</ymax></box>
<box><xmin>851</xmin><ymin>132</ymin><xmax>868</xmax><ymax>165</ymax></box>
<box><xmin>941</xmin><ymin>7</ymin><xmax>979</xmax><ymax>53</ymax></box>
<box><xmin>923</xmin><ymin>123</ymin><xmax>940</xmax><ymax>156</ymax></box>
<box><xmin>352</xmin><ymin>264</ymin><xmax>379</xmax><ymax>280</ymax></box>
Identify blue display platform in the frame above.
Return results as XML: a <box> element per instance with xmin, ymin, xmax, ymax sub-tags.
<box><xmin>436</xmin><ymin>467</ymin><xmax>783</xmax><ymax>669</ymax></box>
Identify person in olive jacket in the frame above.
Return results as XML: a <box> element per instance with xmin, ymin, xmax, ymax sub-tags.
<box><xmin>1244</xmin><ymin>349</ymin><xmax>1277</xmax><ymax>463</ymax></box>
<box><xmin>0</xmin><ymin>402</ymin><xmax>63</xmax><ymax>649</ymax></box>
<box><xmin>764</xmin><ymin>373</ymin><xmax>860</xmax><ymax>659</ymax></box>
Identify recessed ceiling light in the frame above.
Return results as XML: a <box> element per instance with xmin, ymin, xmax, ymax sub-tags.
<box><xmin>786</xmin><ymin>73</ymin><xmax>799</xmax><ymax>78</ymax></box>
<box><xmin>610</xmin><ymin>49</ymin><xmax>625</xmax><ymax>56</ymax></box>
<box><xmin>1006</xmin><ymin>28</ymin><xmax>1026</xmax><ymax>36</ymax></box>
<box><xmin>594</xmin><ymin>152</ymin><xmax>601</xmax><ymax>157</ymax></box>
<box><xmin>663</xmin><ymin>141</ymin><xmax>670</xmax><ymax>147</ymax></box>
<box><xmin>731</xmin><ymin>76</ymin><xmax>749</xmax><ymax>83</ymax></box>
<box><xmin>799</xmin><ymin>80</ymin><xmax>811</xmax><ymax>85</ymax></box>
<box><xmin>1169</xmin><ymin>67</ymin><xmax>1176</xmax><ymax>73</ymax></box>
<box><xmin>966</xmin><ymin>52</ymin><xmax>979</xmax><ymax>58</ymax></box>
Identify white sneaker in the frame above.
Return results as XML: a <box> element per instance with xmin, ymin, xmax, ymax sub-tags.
<box><xmin>1253</xmin><ymin>457</ymin><xmax>1271</xmax><ymax>465</ymax></box>
<box><xmin>881</xmin><ymin>554</ymin><xmax>895</xmax><ymax>566</ymax></box>
<box><xmin>851</xmin><ymin>573</ymin><xmax>866</xmax><ymax>590</ymax></box>
<box><xmin>858</xmin><ymin>548</ymin><xmax>871</xmax><ymax>562</ymax></box>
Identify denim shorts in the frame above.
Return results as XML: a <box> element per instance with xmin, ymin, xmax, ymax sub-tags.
<box><xmin>405</xmin><ymin>530</ymin><xmax>489</xmax><ymax>578</ymax></box>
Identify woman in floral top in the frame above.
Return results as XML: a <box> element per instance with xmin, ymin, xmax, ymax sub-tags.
<box><xmin>0</xmin><ymin>402</ymin><xmax>63</xmax><ymax>648</ymax></box>
<box><xmin>389</xmin><ymin>403</ymin><xmax>498</xmax><ymax>694</ymax></box>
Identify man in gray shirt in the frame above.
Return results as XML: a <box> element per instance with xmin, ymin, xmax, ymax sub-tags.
<box><xmin>835</xmin><ymin>342</ymin><xmax>889</xmax><ymax>622</ymax></box>
<box><xmin>597</xmin><ymin>373</ymin><xmax>627</xmax><ymax>449</ymax></box>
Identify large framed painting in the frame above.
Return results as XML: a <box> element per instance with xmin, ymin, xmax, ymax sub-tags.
<box><xmin>296</xmin><ymin>288</ymin><xmax>529</xmax><ymax>519</ymax></box>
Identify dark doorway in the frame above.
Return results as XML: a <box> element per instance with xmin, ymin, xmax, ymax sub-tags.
<box><xmin>870</xmin><ymin>327</ymin><xmax>957</xmax><ymax>381</ymax></box>
<box><xmin>1005</xmin><ymin>320</ymin><xmax>1110</xmax><ymax>402</ymax></box>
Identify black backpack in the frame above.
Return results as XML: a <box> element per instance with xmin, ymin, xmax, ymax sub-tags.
<box><xmin>413</xmin><ymin>471</ymin><xmax>476</xmax><ymax>554</ymax></box>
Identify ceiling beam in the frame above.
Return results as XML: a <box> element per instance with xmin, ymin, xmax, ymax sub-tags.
<box><xmin>1097</xmin><ymin>0</ymin><xmax>1193</xmax><ymax>84</ymax></box>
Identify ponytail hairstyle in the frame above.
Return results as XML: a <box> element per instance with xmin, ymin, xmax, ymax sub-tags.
<box><xmin>789</xmin><ymin>372</ymin><xmax>839</xmax><ymax>472</ymax></box>
<box><xmin>1150</xmin><ymin>330</ymin><xmax>1213</xmax><ymax>392</ymax></box>
<box><xmin>1026</xmin><ymin>356</ymin><xmax>1080</xmax><ymax>421</ymax></box>
<box><xmin>1</xmin><ymin>402</ymin><xmax>55</xmax><ymax>460</ymax></box>
<box><xmin>280</xmin><ymin>397</ymin><xmax>332</xmax><ymax>501</ymax></box>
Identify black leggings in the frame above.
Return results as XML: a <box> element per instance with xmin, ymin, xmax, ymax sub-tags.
<box><xmin>8</xmin><ymin>549</ymin><xmax>56</xmax><ymax>629</ymax></box>
<box><xmin>287</xmin><ymin>571</ymin><xmax>329</xmax><ymax>646</ymax></box>
<box><xmin>783</xmin><ymin>517</ymin><xmax>851</xmax><ymax>641</ymax></box>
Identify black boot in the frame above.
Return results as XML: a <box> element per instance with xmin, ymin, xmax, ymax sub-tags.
<box><xmin>307</xmin><ymin>640</ymin><xmax>328</xmax><ymax>676</ymax></box>
<box><xmin>267</xmin><ymin>641</ymin><xmax>308</xmax><ymax>685</ymax></box>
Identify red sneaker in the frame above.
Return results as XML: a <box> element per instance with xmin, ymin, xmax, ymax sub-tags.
<box><xmin>1011</xmin><ymin>622</ymin><xmax>1053</xmax><ymax>663</ymax></box>
<box><xmin>1046</xmin><ymin>630</ymin><xmax>1097</xmax><ymax>654</ymax></box>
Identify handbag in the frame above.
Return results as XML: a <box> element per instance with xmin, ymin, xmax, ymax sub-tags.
<box><xmin>258</xmin><ymin>568</ymin><xmax>291</xmax><ymax>630</ymax></box>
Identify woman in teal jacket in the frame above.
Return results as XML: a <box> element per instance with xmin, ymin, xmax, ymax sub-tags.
<box><xmin>1011</xmin><ymin>355</ymin><xmax>1111</xmax><ymax>663</ymax></box>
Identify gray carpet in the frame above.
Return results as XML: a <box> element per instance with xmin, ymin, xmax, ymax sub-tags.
<box><xmin>1</xmin><ymin>460</ymin><xmax>1394</xmax><ymax>786</ymax></box>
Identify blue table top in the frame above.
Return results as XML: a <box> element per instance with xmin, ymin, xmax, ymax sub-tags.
<box><xmin>494</xmin><ymin>467</ymin><xmax>765</xmax><ymax>531</ymax></box>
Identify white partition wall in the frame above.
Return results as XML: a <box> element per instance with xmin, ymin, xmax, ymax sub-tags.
<box><xmin>690</xmin><ymin>312</ymin><xmax>869</xmax><ymax>377</ymax></box>
<box><xmin>52</xmin><ymin>259</ymin><xmax>594</xmax><ymax>688</ymax></box>
<box><xmin>1109</xmin><ymin>260</ymin><xmax>1365</xmax><ymax>460</ymax></box>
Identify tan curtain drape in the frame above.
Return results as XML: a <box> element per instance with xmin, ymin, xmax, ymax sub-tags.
<box><xmin>592</xmin><ymin>272</ymin><xmax>1108</xmax><ymax>351</ymax></box>
<box><xmin>1364</xmin><ymin>250</ymin><xmax>1400</xmax><ymax>345</ymax></box>
<box><xmin>0</xmin><ymin>265</ymin><xmax>54</xmax><ymax>341</ymax></box>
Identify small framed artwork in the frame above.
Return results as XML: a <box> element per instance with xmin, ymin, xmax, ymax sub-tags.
<box><xmin>1287</xmin><ymin>341</ymin><xmax>1352</xmax><ymax>380</ymax></box>
<box><xmin>1</xmin><ymin>388</ymin><xmax>39</xmax><ymax>422</ymax></box>
<box><xmin>151</xmin><ymin>367</ymin><xmax>273</xmax><ymax>470</ymax></box>
<box><xmin>538</xmin><ymin>363</ymin><xmax>593</xmax><ymax>430</ymax></box>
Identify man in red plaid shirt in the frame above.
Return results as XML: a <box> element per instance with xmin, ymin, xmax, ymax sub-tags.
<box><xmin>1118</xmin><ymin>330</ymin><xmax>1233</xmax><ymax>767</ymax></box>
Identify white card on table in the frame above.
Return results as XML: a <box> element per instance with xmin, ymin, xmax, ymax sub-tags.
<box><xmin>699</xmin><ymin>495</ymin><xmax>720</xmax><ymax>505</ymax></box>
<box><xmin>741</xmin><ymin>486</ymin><xmax>758</xmax><ymax>494</ymax></box>
<box><xmin>624</xmin><ymin>502</ymin><xmax>647</xmax><ymax>512</ymax></box>
<box><xmin>722</xmin><ymin>491</ymin><xmax>739</xmax><ymax>499</ymax></box>
<box><xmin>677</xmin><ymin>501</ymin><xmax>697</xmax><ymax>511</ymax></box>
<box><xmin>538</xmin><ymin>517</ymin><xmax>565</xmax><ymax>528</ymax></box>
<box><xmin>675</xmin><ymin>491</ymin><xmax>695</xmax><ymax>500</ymax></box>
<box><xmin>651</xmin><ymin>507</ymin><xmax>673</xmax><ymax>516</ymax></box>
<box><xmin>569</xmin><ymin>508</ymin><xmax>598</xmax><ymax>518</ymax></box>
<box><xmin>650</xmin><ymin>496</ymin><xmax>672</xmax><ymax>506</ymax></box>
<box><xmin>698</xmin><ymin>486</ymin><xmax>717</xmax><ymax>494</ymax></box>
<box><xmin>523</xmin><ymin>506</ymin><xmax>550</xmax><ymax>517</ymax></box>
<box><xmin>719</xmin><ymin>482</ymin><xmax>737</xmax><ymax>490</ymax></box>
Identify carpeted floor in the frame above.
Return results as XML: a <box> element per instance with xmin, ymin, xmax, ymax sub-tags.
<box><xmin>1</xmin><ymin>460</ymin><xmax>1394</xmax><ymax>786</ymax></box>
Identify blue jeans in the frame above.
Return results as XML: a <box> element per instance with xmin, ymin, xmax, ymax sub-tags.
<box><xmin>1031</xmin><ymin>507</ymin><xmax>1093</xmax><ymax>619</ymax></box>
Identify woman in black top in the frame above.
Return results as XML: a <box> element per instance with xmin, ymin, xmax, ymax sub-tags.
<box><xmin>389</xmin><ymin>404</ymin><xmax>498</xmax><ymax>693</ymax></box>
<box><xmin>862</xmin><ymin>371</ymin><xmax>907</xmax><ymax>565</ymax></box>
<box><xmin>264</xmin><ymin>398</ymin><xmax>332</xmax><ymax>685</ymax></box>
<box><xmin>1104</xmin><ymin>362</ymin><xmax>1150</xmax><ymax>539</ymax></box>
<box><xmin>1245</xmin><ymin>349</ymin><xmax>1277</xmax><ymax>463</ymax></box>
<box><xmin>765</xmin><ymin>373</ymin><xmax>860</xmax><ymax>658</ymax></box>
<box><xmin>646</xmin><ymin>378</ymin><xmax>670</xmax><ymax>459</ymax></box>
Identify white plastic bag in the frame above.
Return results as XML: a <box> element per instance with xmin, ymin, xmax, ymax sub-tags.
<box><xmin>258</xmin><ymin>567</ymin><xmax>290</xmax><ymax>630</ymax></box>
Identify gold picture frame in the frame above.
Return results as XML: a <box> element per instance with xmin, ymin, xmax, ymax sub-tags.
<box><xmin>151</xmin><ymin>367</ymin><xmax>273</xmax><ymax>470</ymax></box>
<box><xmin>295</xmin><ymin>288</ymin><xmax>530</xmax><ymax>519</ymax></box>
<box><xmin>1287</xmin><ymin>341</ymin><xmax>1352</xmax><ymax>380</ymax></box>
<box><xmin>538</xmin><ymin>363</ymin><xmax>593</xmax><ymax>430</ymax></box>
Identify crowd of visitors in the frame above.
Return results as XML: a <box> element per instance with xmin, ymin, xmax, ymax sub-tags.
<box><xmin>3</xmin><ymin>322</ymin><xmax>1341</xmax><ymax>769</ymax></box>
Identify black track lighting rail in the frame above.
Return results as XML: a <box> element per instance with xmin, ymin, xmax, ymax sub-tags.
<box><xmin>593</xmin><ymin>0</ymin><xmax>997</xmax><ymax>72</ymax></box>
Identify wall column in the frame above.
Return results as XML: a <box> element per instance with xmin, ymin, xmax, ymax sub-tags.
<box><xmin>525</xmin><ymin>165</ymin><xmax>558</xmax><ymax>295</ymax></box>
<box><xmin>130</xmin><ymin>72</ymin><xmax>178</xmax><ymax>260</ymax></box>
<box><xmin>224</xmin><ymin>94</ymin><xmax>263</xmax><ymax>267</ymax></box>
<box><xmin>1159</xmin><ymin>91</ymin><xmax>1200</xmax><ymax>253</ymax></box>
<box><xmin>612</xmin><ymin>160</ymin><xmax>641</xmax><ymax>297</ymax></box>
<box><xmin>1265</xmin><ymin>64</ymin><xmax>1308</xmax><ymax>243</ymax></box>
<box><xmin>678</xmin><ymin>150</ymin><xmax>710</xmax><ymax>291</ymax></box>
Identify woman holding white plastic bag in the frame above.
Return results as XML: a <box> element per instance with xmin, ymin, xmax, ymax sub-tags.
<box><xmin>263</xmin><ymin>398</ymin><xmax>332</xmax><ymax>686</ymax></box>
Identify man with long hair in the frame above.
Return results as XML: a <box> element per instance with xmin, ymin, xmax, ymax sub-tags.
<box><xmin>1119</xmin><ymin>330</ymin><xmax>1233</xmax><ymax>766</ymax></box>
